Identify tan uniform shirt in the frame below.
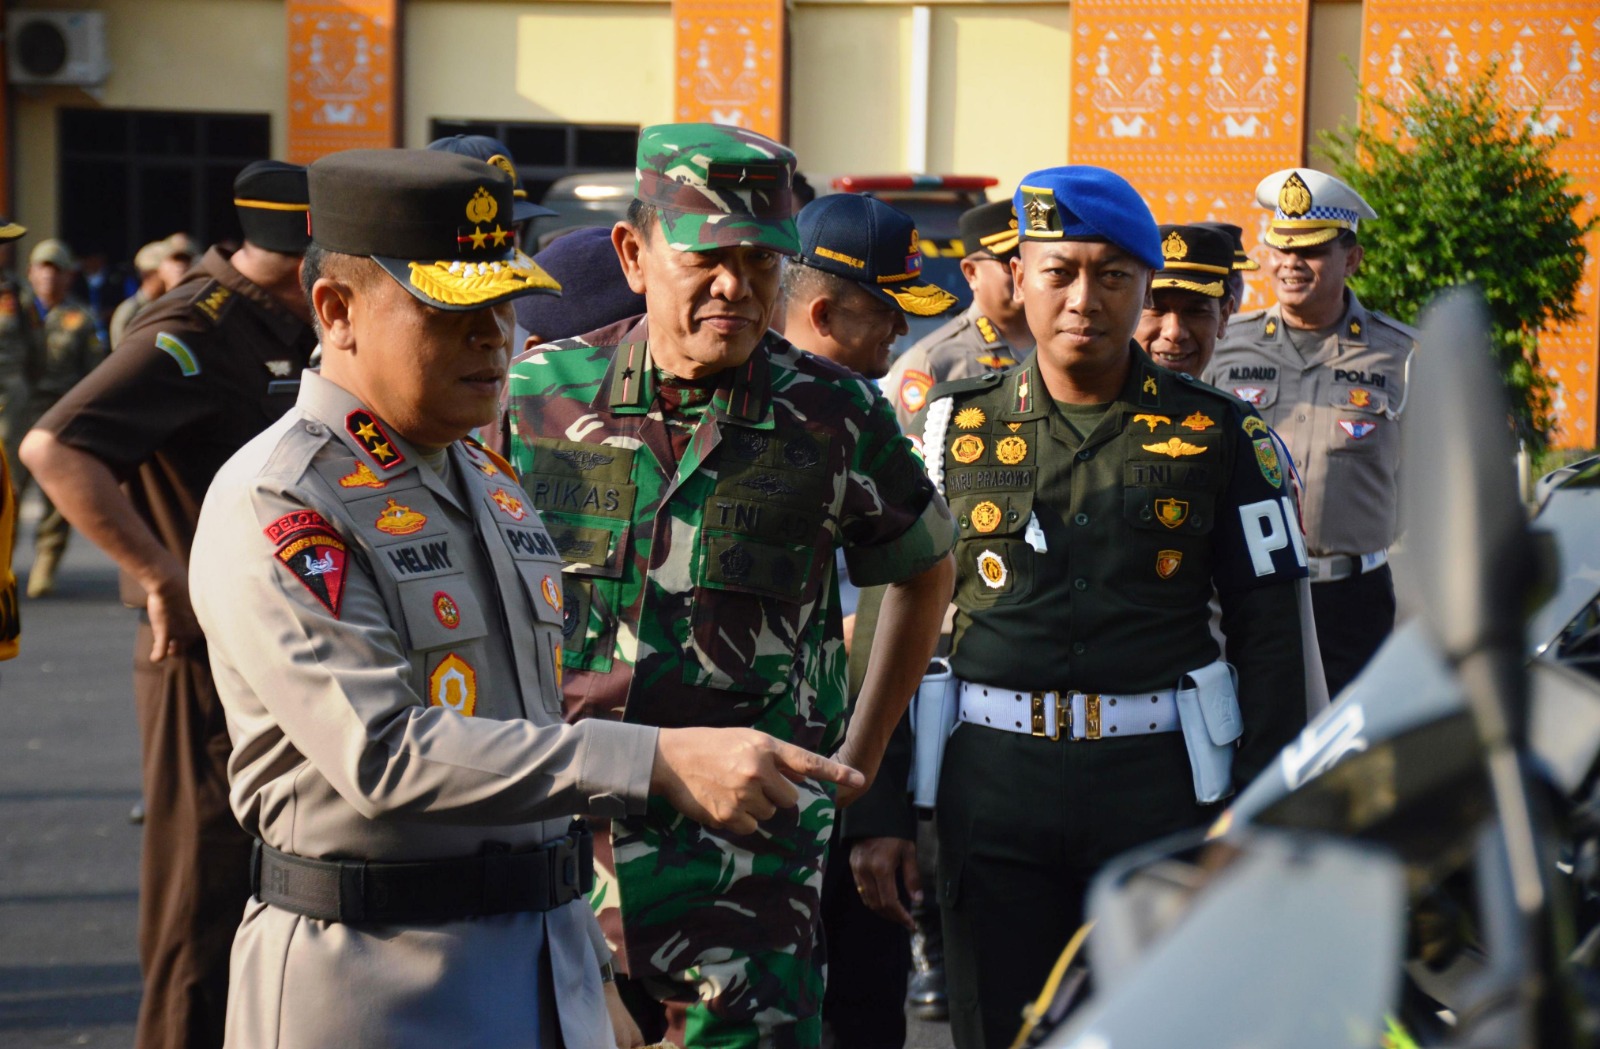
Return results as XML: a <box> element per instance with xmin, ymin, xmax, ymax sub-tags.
<box><xmin>884</xmin><ymin>303</ymin><xmax>1028</xmax><ymax>430</ymax></box>
<box><xmin>1205</xmin><ymin>291</ymin><xmax>1414</xmax><ymax>558</ymax></box>
<box><xmin>190</xmin><ymin>370</ymin><xmax>658</xmax><ymax>1049</ymax></box>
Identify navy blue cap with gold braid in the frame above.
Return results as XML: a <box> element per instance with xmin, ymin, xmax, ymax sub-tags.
<box><xmin>1013</xmin><ymin>166</ymin><xmax>1162</xmax><ymax>270</ymax></box>
<box><xmin>796</xmin><ymin>194</ymin><xmax>958</xmax><ymax>317</ymax></box>
<box><xmin>426</xmin><ymin>134</ymin><xmax>558</xmax><ymax>224</ymax></box>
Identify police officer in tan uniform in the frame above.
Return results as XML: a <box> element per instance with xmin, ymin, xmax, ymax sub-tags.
<box><xmin>885</xmin><ymin>201</ymin><xmax>1033</xmax><ymax>429</ymax></box>
<box><xmin>1205</xmin><ymin>169</ymin><xmax>1415</xmax><ymax>697</ymax></box>
<box><xmin>188</xmin><ymin>149</ymin><xmax>864</xmax><ymax>1049</ymax></box>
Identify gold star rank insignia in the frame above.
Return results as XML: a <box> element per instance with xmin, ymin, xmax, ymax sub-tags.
<box><xmin>1349</xmin><ymin>320</ymin><xmax>1362</xmax><ymax>336</ymax></box>
<box><xmin>1265</xmin><ymin>319</ymin><xmax>1277</xmax><ymax>336</ymax></box>
<box><xmin>345</xmin><ymin>409</ymin><xmax>407</xmax><ymax>471</ymax></box>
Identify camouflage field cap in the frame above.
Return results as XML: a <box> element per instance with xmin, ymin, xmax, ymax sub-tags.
<box><xmin>308</xmin><ymin>149</ymin><xmax>560</xmax><ymax>312</ymax></box>
<box><xmin>633</xmin><ymin>123</ymin><xmax>799</xmax><ymax>255</ymax></box>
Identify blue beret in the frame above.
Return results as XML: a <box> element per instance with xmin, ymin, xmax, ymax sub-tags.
<box><xmin>1013</xmin><ymin>166</ymin><xmax>1162</xmax><ymax>270</ymax></box>
<box><xmin>513</xmin><ymin>226</ymin><xmax>646</xmax><ymax>342</ymax></box>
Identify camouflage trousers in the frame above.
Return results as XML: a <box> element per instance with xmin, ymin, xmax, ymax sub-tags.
<box><xmin>595</xmin><ymin>784</ymin><xmax>836</xmax><ymax>1049</ymax></box>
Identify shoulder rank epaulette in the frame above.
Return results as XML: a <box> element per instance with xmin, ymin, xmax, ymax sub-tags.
<box><xmin>189</xmin><ymin>281</ymin><xmax>234</xmax><ymax>325</ymax></box>
<box><xmin>975</xmin><ymin>315</ymin><xmax>1000</xmax><ymax>345</ymax></box>
<box><xmin>1230</xmin><ymin>307</ymin><xmax>1268</xmax><ymax>324</ymax></box>
<box><xmin>1367</xmin><ymin>310</ymin><xmax>1419</xmax><ymax>340</ymax></box>
<box><xmin>927</xmin><ymin>370</ymin><xmax>1003</xmax><ymax>404</ymax></box>
<box><xmin>462</xmin><ymin>435</ymin><xmax>517</xmax><ymax>480</ymax></box>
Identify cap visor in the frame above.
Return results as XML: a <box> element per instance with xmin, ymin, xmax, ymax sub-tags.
<box><xmin>513</xmin><ymin>199</ymin><xmax>559</xmax><ymax>223</ymax></box>
<box><xmin>1263</xmin><ymin>226</ymin><xmax>1343</xmax><ymax>250</ymax></box>
<box><xmin>875</xmin><ymin>281</ymin><xmax>960</xmax><ymax>318</ymax></box>
<box><xmin>1233</xmin><ymin>257</ymin><xmax>1261</xmax><ymax>272</ymax></box>
<box><xmin>0</xmin><ymin>222</ymin><xmax>27</xmax><ymax>242</ymax></box>
<box><xmin>1151</xmin><ymin>275</ymin><xmax>1227</xmax><ymax>298</ymax></box>
<box><xmin>658</xmin><ymin>210</ymin><xmax>799</xmax><ymax>255</ymax></box>
<box><xmin>372</xmin><ymin>250</ymin><xmax>562</xmax><ymax>312</ymax></box>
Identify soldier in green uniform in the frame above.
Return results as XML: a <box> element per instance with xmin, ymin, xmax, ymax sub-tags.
<box><xmin>916</xmin><ymin>168</ymin><xmax>1310</xmax><ymax>1049</ymax></box>
<box><xmin>503</xmin><ymin>123</ymin><xmax>956</xmax><ymax>1049</ymax></box>
<box><xmin>18</xmin><ymin>238</ymin><xmax>105</xmax><ymax>596</ymax></box>
<box><xmin>778</xmin><ymin>190</ymin><xmax>956</xmax><ymax>1049</ymax></box>
<box><xmin>1203</xmin><ymin>169</ymin><xmax>1415</xmax><ymax>696</ymax></box>
<box><xmin>884</xmin><ymin>201</ymin><xmax>1032</xmax><ymax>430</ymax></box>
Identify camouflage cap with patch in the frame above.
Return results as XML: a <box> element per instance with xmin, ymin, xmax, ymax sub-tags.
<box><xmin>634</xmin><ymin>123</ymin><xmax>799</xmax><ymax>255</ymax></box>
<box><xmin>308</xmin><ymin>149</ymin><xmax>559</xmax><ymax>312</ymax></box>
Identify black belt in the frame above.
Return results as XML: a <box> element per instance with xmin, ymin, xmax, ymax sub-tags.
<box><xmin>250</xmin><ymin>823</ymin><xmax>594</xmax><ymax>924</ymax></box>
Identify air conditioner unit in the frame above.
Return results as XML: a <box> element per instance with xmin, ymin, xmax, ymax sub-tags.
<box><xmin>6</xmin><ymin>10</ymin><xmax>109</xmax><ymax>86</ymax></box>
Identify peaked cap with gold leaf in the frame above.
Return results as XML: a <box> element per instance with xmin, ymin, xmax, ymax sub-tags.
<box><xmin>1153</xmin><ymin>224</ymin><xmax>1234</xmax><ymax>299</ymax></box>
<box><xmin>1254</xmin><ymin>168</ymin><xmax>1377</xmax><ymax>250</ymax></box>
<box><xmin>308</xmin><ymin>149</ymin><xmax>559</xmax><ymax>311</ymax></box>
<box><xmin>796</xmin><ymin>193</ymin><xmax>958</xmax><ymax>318</ymax></box>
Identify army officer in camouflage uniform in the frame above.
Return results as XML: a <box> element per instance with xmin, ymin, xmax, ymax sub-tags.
<box><xmin>504</xmin><ymin>123</ymin><xmax>956</xmax><ymax>1049</ymax></box>
<box><xmin>1204</xmin><ymin>168</ymin><xmax>1415</xmax><ymax>696</ymax></box>
<box><xmin>916</xmin><ymin>168</ymin><xmax>1309</xmax><ymax>1049</ymax></box>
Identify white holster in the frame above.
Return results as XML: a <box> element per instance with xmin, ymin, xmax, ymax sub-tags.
<box><xmin>1176</xmin><ymin>660</ymin><xmax>1243</xmax><ymax>804</ymax></box>
<box><xmin>909</xmin><ymin>657</ymin><xmax>959</xmax><ymax>812</ymax></box>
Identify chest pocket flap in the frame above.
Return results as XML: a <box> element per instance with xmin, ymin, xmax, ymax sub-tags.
<box><xmin>950</xmin><ymin>490</ymin><xmax>1034</xmax><ymax>541</ymax></box>
<box><xmin>524</xmin><ymin>438</ymin><xmax>637</xmax><ymax>578</ymax></box>
<box><xmin>1328</xmin><ymin>383</ymin><xmax>1388</xmax><ymax>415</ymax></box>
<box><xmin>397</xmin><ymin>576</ymin><xmax>488</xmax><ymax>651</ymax></box>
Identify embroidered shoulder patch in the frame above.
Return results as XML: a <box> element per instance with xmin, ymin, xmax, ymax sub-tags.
<box><xmin>155</xmin><ymin>332</ymin><xmax>201</xmax><ymax>377</ymax></box>
<box><xmin>900</xmin><ymin>369</ymin><xmax>935</xmax><ymax>414</ymax></box>
<box><xmin>265</xmin><ymin>509</ymin><xmax>347</xmax><ymax>617</ymax></box>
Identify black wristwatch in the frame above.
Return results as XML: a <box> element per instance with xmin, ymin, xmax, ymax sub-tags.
<box><xmin>599</xmin><ymin>960</ymin><xmax>617</xmax><ymax>984</ymax></box>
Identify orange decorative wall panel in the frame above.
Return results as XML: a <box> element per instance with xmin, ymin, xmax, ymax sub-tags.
<box><xmin>1067</xmin><ymin>0</ymin><xmax>1311</xmax><ymax>312</ymax></box>
<box><xmin>1362</xmin><ymin>1</ymin><xmax>1599</xmax><ymax>448</ymax></box>
<box><xmin>673</xmin><ymin>0</ymin><xmax>786</xmax><ymax>139</ymax></box>
<box><xmin>287</xmin><ymin>0</ymin><xmax>400</xmax><ymax>164</ymax></box>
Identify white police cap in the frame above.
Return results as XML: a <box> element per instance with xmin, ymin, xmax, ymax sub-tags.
<box><xmin>1255</xmin><ymin>168</ymin><xmax>1377</xmax><ymax>249</ymax></box>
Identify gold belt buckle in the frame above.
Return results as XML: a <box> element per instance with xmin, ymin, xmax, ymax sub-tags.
<box><xmin>1083</xmin><ymin>693</ymin><xmax>1101</xmax><ymax>740</ymax></box>
<box><xmin>1030</xmin><ymin>692</ymin><xmax>1069</xmax><ymax>741</ymax></box>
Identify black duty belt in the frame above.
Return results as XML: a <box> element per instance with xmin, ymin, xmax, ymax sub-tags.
<box><xmin>250</xmin><ymin>823</ymin><xmax>594</xmax><ymax>924</ymax></box>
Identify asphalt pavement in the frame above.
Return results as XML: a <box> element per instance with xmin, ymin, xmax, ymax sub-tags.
<box><xmin>0</xmin><ymin>500</ymin><xmax>954</xmax><ymax>1049</ymax></box>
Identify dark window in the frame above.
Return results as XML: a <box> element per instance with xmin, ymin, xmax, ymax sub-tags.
<box><xmin>429</xmin><ymin>118</ymin><xmax>638</xmax><ymax>203</ymax></box>
<box><xmin>56</xmin><ymin>107</ymin><xmax>271</xmax><ymax>271</ymax></box>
